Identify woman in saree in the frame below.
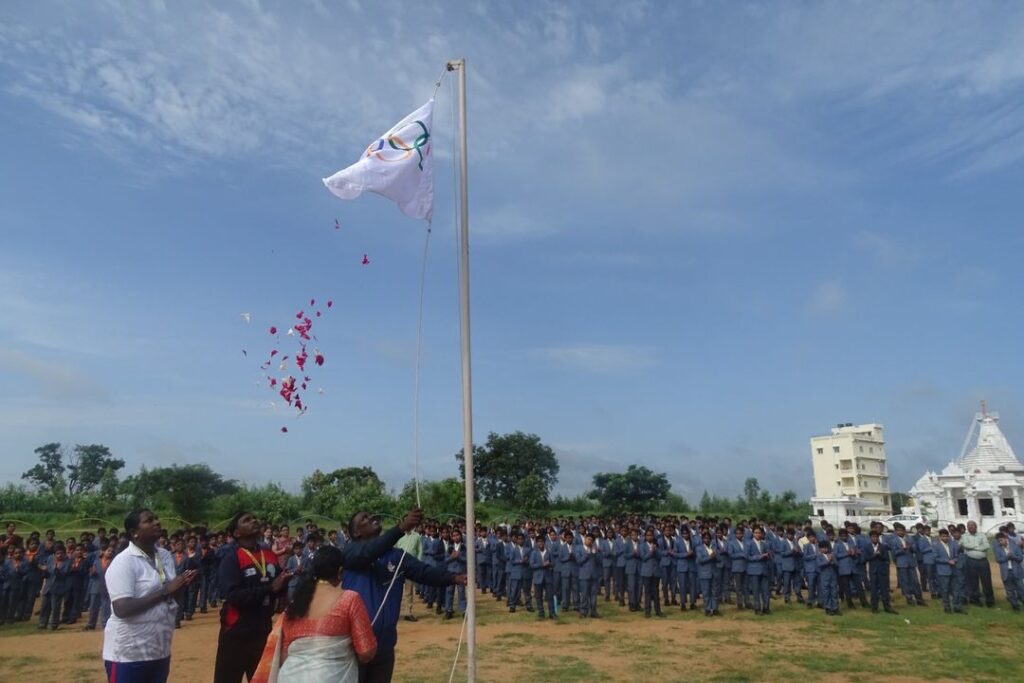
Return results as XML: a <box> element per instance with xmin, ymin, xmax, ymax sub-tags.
<box><xmin>253</xmin><ymin>545</ymin><xmax>376</xmax><ymax>683</ymax></box>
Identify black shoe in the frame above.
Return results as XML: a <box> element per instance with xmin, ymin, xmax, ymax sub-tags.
<box><xmin>917</xmin><ymin>600</ymin><xmax>927</xmax><ymax>607</ymax></box>
<box><xmin>50</xmin><ymin>624</ymin><xmax>58</xmax><ymax>631</ymax></box>
<box><xmin>83</xmin><ymin>624</ymin><xmax>96</xmax><ymax>631</ymax></box>
<box><xmin>200</xmin><ymin>609</ymin><xmax>208</xmax><ymax>614</ymax></box>
<box><xmin>403</xmin><ymin>615</ymin><xmax>418</xmax><ymax>622</ymax></box>
<box><xmin>444</xmin><ymin>611</ymin><xmax>453</xmax><ymax>620</ymax></box>
<box><xmin>435</xmin><ymin>606</ymin><xmax>442</xmax><ymax>615</ymax></box>
<box><xmin>525</xmin><ymin>605</ymin><xmax>534</xmax><ymax>612</ymax></box>
<box><xmin>871</xmin><ymin>607</ymin><xmax>879</xmax><ymax>613</ymax></box>
<box><xmin>509</xmin><ymin>607</ymin><xmax>516</xmax><ymax>613</ymax></box>
<box><xmin>885</xmin><ymin>608</ymin><xmax>899</xmax><ymax>615</ymax></box>
<box><xmin>656</xmin><ymin>612</ymin><xmax>666</xmax><ymax>618</ymax></box>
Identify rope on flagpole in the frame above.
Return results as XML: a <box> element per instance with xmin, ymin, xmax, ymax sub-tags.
<box><xmin>448</xmin><ymin>610</ymin><xmax>469</xmax><ymax>683</ymax></box>
<box><xmin>412</xmin><ymin>224</ymin><xmax>431</xmax><ymax>509</ymax></box>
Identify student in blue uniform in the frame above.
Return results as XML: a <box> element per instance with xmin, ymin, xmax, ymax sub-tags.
<box><xmin>817</xmin><ymin>540</ymin><xmax>840</xmax><ymax>616</ymax></box>
<box><xmin>802</xmin><ymin>530</ymin><xmax>821</xmax><ymax>609</ymax></box>
<box><xmin>506</xmin><ymin>533</ymin><xmax>526</xmax><ymax>613</ymax></box>
<box><xmin>932</xmin><ymin>528</ymin><xmax>962</xmax><ymax>613</ymax></box>
<box><xmin>713</xmin><ymin>526</ymin><xmax>730</xmax><ymax>606</ymax></box>
<box><xmin>779</xmin><ymin>528</ymin><xmax>803</xmax><ymax>604</ymax></box>
<box><xmin>37</xmin><ymin>543</ymin><xmax>70</xmax><ymax>630</ymax></box>
<box><xmin>443</xmin><ymin>529</ymin><xmax>468</xmax><ymax>619</ymax></box>
<box><xmin>918</xmin><ymin>525</ymin><xmax>936</xmax><ymax>596</ymax></box>
<box><xmin>993</xmin><ymin>532</ymin><xmax>1023</xmax><ymax>611</ymax></box>
<box><xmin>598</xmin><ymin>531</ymin><xmax>614</xmax><ymax>602</ymax></box>
<box><xmin>866</xmin><ymin>530</ymin><xmax>897</xmax><ymax>614</ymax></box>
<box><xmin>639</xmin><ymin>527</ymin><xmax>664</xmax><ymax>618</ymax></box>
<box><xmin>696</xmin><ymin>531</ymin><xmax>720</xmax><ymax>616</ymax></box>
<box><xmin>949</xmin><ymin>526</ymin><xmax>969</xmax><ymax>613</ymax></box>
<box><xmin>4</xmin><ymin>545</ymin><xmax>28</xmax><ymax>622</ymax></box>
<box><xmin>84</xmin><ymin>545</ymin><xmax>114</xmax><ymax>630</ymax></box>
<box><xmin>745</xmin><ymin>526</ymin><xmax>772</xmax><ymax>615</ymax></box>
<box><xmin>529</xmin><ymin>534</ymin><xmax>556</xmax><ymax>619</ymax></box>
<box><xmin>890</xmin><ymin>523</ymin><xmax>925</xmax><ymax>606</ymax></box>
<box><xmin>674</xmin><ymin>527</ymin><xmax>696</xmax><ymax>611</ymax></box>
<box><xmin>728</xmin><ymin>527</ymin><xmax>749</xmax><ymax>610</ymax></box>
<box><xmin>559</xmin><ymin>529</ymin><xmax>579</xmax><ymax>611</ymax></box>
<box><xmin>624</xmin><ymin>528</ymin><xmax>641</xmax><ymax>612</ymax></box>
<box><xmin>612</xmin><ymin>529</ymin><xmax>627</xmax><ymax>606</ymax></box>
<box><xmin>476</xmin><ymin>525</ymin><xmax>491</xmax><ymax>595</ymax></box>
<box><xmin>833</xmin><ymin>528</ymin><xmax>858</xmax><ymax>610</ymax></box>
<box><xmin>520</xmin><ymin>529</ymin><xmax>535</xmax><ymax>613</ymax></box>
<box><xmin>575</xmin><ymin>533</ymin><xmax>600</xmax><ymax>618</ymax></box>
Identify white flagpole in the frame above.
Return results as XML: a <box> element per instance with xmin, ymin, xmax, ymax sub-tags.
<box><xmin>446</xmin><ymin>57</ymin><xmax>476</xmax><ymax>683</ymax></box>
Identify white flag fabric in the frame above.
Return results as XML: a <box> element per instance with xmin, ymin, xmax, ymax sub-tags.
<box><xmin>323</xmin><ymin>100</ymin><xmax>434</xmax><ymax>221</ymax></box>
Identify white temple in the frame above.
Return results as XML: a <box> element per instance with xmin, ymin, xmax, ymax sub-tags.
<box><xmin>910</xmin><ymin>403</ymin><xmax>1024</xmax><ymax>534</ymax></box>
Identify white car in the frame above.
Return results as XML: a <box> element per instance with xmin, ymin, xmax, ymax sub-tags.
<box><xmin>880</xmin><ymin>514</ymin><xmax>927</xmax><ymax>531</ymax></box>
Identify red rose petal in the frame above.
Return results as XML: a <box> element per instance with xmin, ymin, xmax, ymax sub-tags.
<box><xmin>281</xmin><ymin>426</ymin><xmax>288</xmax><ymax>433</ymax></box>
<box><xmin>327</xmin><ymin>300</ymin><xmax>333</xmax><ymax>308</ymax></box>
<box><xmin>269</xmin><ymin>326</ymin><xmax>277</xmax><ymax>335</ymax></box>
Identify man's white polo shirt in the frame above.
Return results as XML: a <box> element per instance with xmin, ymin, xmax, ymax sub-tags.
<box><xmin>102</xmin><ymin>542</ymin><xmax>178</xmax><ymax>663</ymax></box>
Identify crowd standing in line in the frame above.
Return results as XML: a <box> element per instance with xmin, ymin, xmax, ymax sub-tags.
<box><xmin>1</xmin><ymin>512</ymin><xmax>1023</xmax><ymax>683</ymax></box>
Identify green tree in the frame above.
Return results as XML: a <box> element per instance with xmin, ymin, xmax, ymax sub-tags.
<box><xmin>66</xmin><ymin>444</ymin><xmax>125</xmax><ymax>497</ymax></box>
<box><xmin>121</xmin><ymin>464</ymin><xmax>238</xmax><ymax>521</ymax></box>
<box><xmin>455</xmin><ymin>431</ymin><xmax>559</xmax><ymax>502</ymax></box>
<box><xmin>214</xmin><ymin>483</ymin><xmax>302</xmax><ymax>525</ymax></box>
<box><xmin>397</xmin><ymin>478</ymin><xmax>465</xmax><ymax>517</ymax></box>
<box><xmin>300</xmin><ymin>467</ymin><xmax>396</xmax><ymax>521</ymax></box>
<box><xmin>515</xmin><ymin>473</ymin><xmax>549</xmax><ymax>515</ymax></box>
<box><xmin>22</xmin><ymin>443</ymin><xmax>67</xmax><ymax>494</ymax></box>
<box><xmin>589</xmin><ymin>465</ymin><xmax>670</xmax><ymax>514</ymax></box>
<box><xmin>890</xmin><ymin>492</ymin><xmax>912</xmax><ymax>514</ymax></box>
<box><xmin>743</xmin><ymin>477</ymin><xmax>761</xmax><ymax>506</ymax></box>
<box><xmin>664</xmin><ymin>491</ymin><xmax>690</xmax><ymax>512</ymax></box>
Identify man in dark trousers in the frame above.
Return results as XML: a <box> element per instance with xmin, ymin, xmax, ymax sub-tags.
<box><xmin>342</xmin><ymin>508</ymin><xmax>467</xmax><ymax>683</ymax></box>
<box><xmin>214</xmin><ymin>512</ymin><xmax>292</xmax><ymax>683</ymax></box>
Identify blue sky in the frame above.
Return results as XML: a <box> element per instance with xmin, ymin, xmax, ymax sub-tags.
<box><xmin>2</xmin><ymin>1</ymin><xmax>1023</xmax><ymax>502</ymax></box>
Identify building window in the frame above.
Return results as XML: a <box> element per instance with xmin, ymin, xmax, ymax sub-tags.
<box><xmin>883</xmin><ymin>495</ymin><xmax>889</xmax><ymax>506</ymax></box>
<box><xmin>835</xmin><ymin>464</ymin><xmax>839</xmax><ymax>469</ymax></box>
<box><xmin>957</xmin><ymin>499</ymin><xmax>968</xmax><ymax>516</ymax></box>
<box><xmin>979</xmin><ymin>498</ymin><xmax>995</xmax><ymax>517</ymax></box>
<box><xmin>817</xmin><ymin>509</ymin><xmax>825</xmax><ymax>517</ymax></box>
<box><xmin>1004</xmin><ymin>498</ymin><xmax>1015</xmax><ymax>510</ymax></box>
<box><xmin>833</xmin><ymin>446</ymin><xmax>840</xmax><ymax>453</ymax></box>
<box><xmin>869</xmin><ymin>447</ymin><xmax>874</xmax><ymax>453</ymax></box>
<box><xmin>859</xmin><ymin>446</ymin><xmax>864</xmax><ymax>452</ymax></box>
<box><xmin>817</xmin><ymin>448</ymin><xmax>823</xmax><ymax>454</ymax></box>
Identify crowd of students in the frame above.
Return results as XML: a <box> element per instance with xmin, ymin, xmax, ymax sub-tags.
<box><xmin>408</xmin><ymin>514</ymin><xmax>1024</xmax><ymax>620</ymax></box>
<box><xmin>2</xmin><ymin>512</ymin><xmax>1023</xmax><ymax>683</ymax></box>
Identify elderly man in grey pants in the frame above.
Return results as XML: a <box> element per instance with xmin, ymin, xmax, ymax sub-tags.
<box><xmin>960</xmin><ymin>521</ymin><xmax>995</xmax><ymax>607</ymax></box>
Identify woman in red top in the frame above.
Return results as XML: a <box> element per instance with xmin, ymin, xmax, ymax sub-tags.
<box><xmin>271</xmin><ymin>526</ymin><xmax>293</xmax><ymax>567</ymax></box>
<box><xmin>253</xmin><ymin>545</ymin><xmax>375</xmax><ymax>683</ymax></box>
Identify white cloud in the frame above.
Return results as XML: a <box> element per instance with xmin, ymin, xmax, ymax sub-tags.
<box><xmin>538</xmin><ymin>344</ymin><xmax>656</xmax><ymax>374</ymax></box>
<box><xmin>807</xmin><ymin>281</ymin><xmax>847</xmax><ymax>314</ymax></box>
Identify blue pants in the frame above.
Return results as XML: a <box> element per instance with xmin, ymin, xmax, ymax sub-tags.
<box><xmin>747</xmin><ymin>574</ymin><xmax>770</xmax><ymax>612</ymax></box>
<box><xmin>731</xmin><ymin>571</ymin><xmax>749</xmax><ymax>607</ymax></box>
<box><xmin>661</xmin><ymin>565</ymin><xmax>674</xmax><ymax>603</ymax></box>
<box><xmin>805</xmin><ymin>571</ymin><xmax>819</xmax><ymax>606</ymax></box>
<box><xmin>578</xmin><ymin>577</ymin><xmax>596</xmax><ymax>616</ymax></box>
<box><xmin>507</xmin><ymin>578</ymin><xmax>521</xmax><ymax>609</ymax></box>
<box><xmin>897</xmin><ymin>566</ymin><xmax>922</xmax><ymax>601</ymax></box>
<box><xmin>642</xmin><ymin>575</ymin><xmax>661</xmax><ymax>616</ymax></box>
<box><xmin>443</xmin><ymin>583</ymin><xmax>466</xmax><ymax>613</ymax></box>
<box><xmin>819</xmin><ymin>569</ymin><xmax>838</xmax><ymax>611</ymax></box>
<box><xmin>105</xmin><ymin>658</ymin><xmax>170</xmax><ymax>683</ymax></box>
<box><xmin>613</xmin><ymin>566</ymin><xmax>626</xmax><ymax>601</ymax></box>
<box><xmin>626</xmin><ymin>572</ymin><xmax>639</xmax><ymax>609</ymax></box>
<box><xmin>676</xmin><ymin>568</ymin><xmax>694</xmax><ymax>607</ymax></box>
<box><xmin>535</xmin><ymin>579</ymin><xmax>555</xmax><ymax>616</ymax></box>
<box><xmin>782</xmin><ymin>570</ymin><xmax>801</xmax><ymax>601</ymax></box>
<box><xmin>701</xmin><ymin>575</ymin><xmax>718</xmax><ymax>613</ymax></box>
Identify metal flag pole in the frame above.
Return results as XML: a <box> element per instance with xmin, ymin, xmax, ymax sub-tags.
<box><xmin>446</xmin><ymin>57</ymin><xmax>476</xmax><ymax>683</ymax></box>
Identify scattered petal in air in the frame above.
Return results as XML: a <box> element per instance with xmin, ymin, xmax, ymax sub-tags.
<box><xmin>287</xmin><ymin>328</ymin><xmax>295</xmax><ymax>336</ymax></box>
<box><xmin>269</xmin><ymin>402</ymin><xmax>276</xmax><ymax>410</ymax></box>
<box><xmin>317</xmin><ymin>387</ymin><xmax>325</xmax><ymax>394</ymax></box>
<box><xmin>240</xmin><ymin>313</ymin><xmax>252</xmax><ymax>324</ymax></box>
<box><xmin>316</xmin><ymin>311</ymin><xmax>321</xmax><ymax>317</ymax></box>
<box><xmin>310</xmin><ymin>298</ymin><xmax>316</xmax><ymax>306</ymax></box>
<box><xmin>269</xmin><ymin>326</ymin><xmax>277</xmax><ymax>335</ymax></box>
<box><xmin>362</xmin><ymin>254</ymin><xmax>370</xmax><ymax>265</ymax></box>
<box><xmin>314</xmin><ymin>350</ymin><xmax>324</xmax><ymax>366</ymax></box>
<box><xmin>279</xmin><ymin>361</ymin><xmax>288</xmax><ymax>372</ymax></box>
<box><xmin>241</xmin><ymin>349</ymin><xmax>247</xmax><ymax>357</ymax></box>
<box><xmin>334</xmin><ymin>218</ymin><xmax>341</xmax><ymax>230</ymax></box>
<box><xmin>296</xmin><ymin>310</ymin><xmax>304</xmax><ymax>319</ymax></box>
<box><xmin>270</xmin><ymin>350</ymin><xmax>278</xmax><ymax>358</ymax></box>
<box><xmin>281</xmin><ymin>426</ymin><xmax>288</xmax><ymax>433</ymax></box>
<box><xmin>327</xmin><ymin>300</ymin><xmax>333</xmax><ymax>308</ymax></box>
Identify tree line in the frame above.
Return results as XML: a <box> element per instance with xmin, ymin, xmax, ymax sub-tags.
<box><xmin>3</xmin><ymin>432</ymin><xmax>811</xmax><ymax>526</ymax></box>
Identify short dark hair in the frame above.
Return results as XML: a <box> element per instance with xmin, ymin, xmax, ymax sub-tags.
<box><xmin>226</xmin><ymin>511</ymin><xmax>249</xmax><ymax>537</ymax></box>
<box><xmin>124</xmin><ymin>509</ymin><xmax>151</xmax><ymax>536</ymax></box>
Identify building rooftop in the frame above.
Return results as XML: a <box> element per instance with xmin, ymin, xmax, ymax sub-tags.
<box><xmin>959</xmin><ymin>412</ymin><xmax>1024</xmax><ymax>474</ymax></box>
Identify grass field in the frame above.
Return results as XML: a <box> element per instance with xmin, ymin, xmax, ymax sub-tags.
<box><xmin>1</xmin><ymin>574</ymin><xmax>1021</xmax><ymax>682</ymax></box>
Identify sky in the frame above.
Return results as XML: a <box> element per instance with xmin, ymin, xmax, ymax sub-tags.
<box><xmin>1</xmin><ymin>0</ymin><xmax>1023</xmax><ymax>504</ymax></box>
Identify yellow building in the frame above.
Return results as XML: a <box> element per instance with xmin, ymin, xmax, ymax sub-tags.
<box><xmin>810</xmin><ymin>423</ymin><xmax>891</xmax><ymax>516</ymax></box>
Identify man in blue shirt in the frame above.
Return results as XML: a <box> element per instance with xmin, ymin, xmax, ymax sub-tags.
<box><xmin>342</xmin><ymin>508</ymin><xmax>466</xmax><ymax>683</ymax></box>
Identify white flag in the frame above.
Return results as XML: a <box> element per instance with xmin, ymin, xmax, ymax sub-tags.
<box><xmin>323</xmin><ymin>100</ymin><xmax>434</xmax><ymax>221</ymax></box>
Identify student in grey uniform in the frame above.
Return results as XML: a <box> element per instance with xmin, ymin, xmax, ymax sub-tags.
<box><xmin>639</xmin><ymin>527</ymin><xmax>664</xmax><ymax>618</ymax></box>
<box><xmin>745</xmin><ymin>526</ymin><xmax>772</xmax><ymax>615</ymax></box>
<box><xmin>779</xmin><ymin>529</ymin><xmax>803</xmax><ymax>604</ymax></box>
<box><xmin>674</xmin><ymin>528</ymin><xmax>696</xmax><ymax>611</ymax></box>
<box><xmin>817</xmin><ymin>540</ymin><xmax>840</xmax><ymax>616</ymax></box>
<box><xmin>598</xmin><ymin>531</ymin><xmax>614</xmax><ymax>602</ymax></box>
<box><xmin>612</xmin><ymin>529</ymin><xmax>627</xmax><ymax>606</ymax></box>
<box><xmin>624</xmin><ymin>528</ymin><xmax>641</xmax><ymax>612</ymax></box>
<box><xmin>696</xmin><ymin>531</ymin><xmax>720</xmax><ymax>616</ymax></box>
<box><xmin>727</xmin><ymin>527</ymin><xmax>749</xmax><ymax>610</ymax></box>
<box><xmin>84</xmin><ymin>545</ymin><xmax>114</xmax><ymax>630</ymax></box>
<box><xmin>890</xmin><ymin>523</ymin><xmax>925</xmax><ymax>606</ymax></box>
<box><xmin>529</xmin><ymin>535</ymin><xmax>556</xmax><ymax>619</ymax></box>
<box><xmin>557</xmin><ymin>529</ymin><xmax>576</xmax><ymax>611</ymax></box>
<box><xmin>933</xmin><ymin>528</ymin><xmax>962</xmax><ymax>613</ymax></box>
<box><xmin>802</xmin><ymin>530</ymin><xmax>821</xmax><ymax>609</ymax></box>
<box><xmin>575</xmin><ymin>533</ymin><xmax>600</xmax><ymax>618</ymax></box>
<box><xmin>38</xmin><ymin>543</ymin><xmax>70</xmax><ymax>630</ymax></box>
<box><xmin>866</xmin><ymin>530</ymin><xmax>897</xmax><ymax>614</ymax></box>
<box><xmin>658</xmin><ymin>524</ymin><xmax>676</xmax><ymax>606</ymax></box>
<box><xmin>993</xmin><ymin>532</ymin><xmax>1023</xmax><ymax>611</ymax></box>
<box><xmin>506</xmin><ymin>533</ymin><xmax>526</xmax><ymax>613</ymax></box>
